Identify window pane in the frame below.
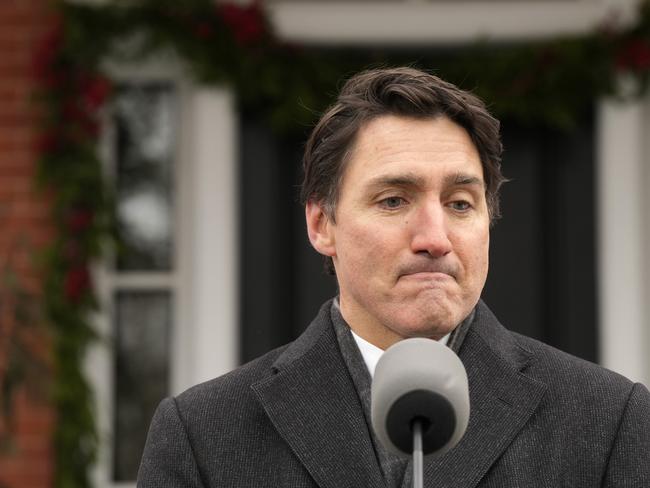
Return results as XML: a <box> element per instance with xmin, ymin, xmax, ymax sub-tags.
<box><xmin>114</xmin><ymin>83</ymin><xmax>176</xmax><ymax>271</ymax></box>
<box><xmin>113</xmin><ymin>290</ymin><xmax>171</xmax><ymax>481</ymax></box>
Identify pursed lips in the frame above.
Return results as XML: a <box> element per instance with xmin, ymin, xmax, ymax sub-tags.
<box><xmin>397</xmin><ymin>261</ymin><xmax>459</xmax><ymax>281</ymax></box>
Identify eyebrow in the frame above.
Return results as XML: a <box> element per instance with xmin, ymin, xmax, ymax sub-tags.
<box><xmin>364</xmin><ymin>171</ymin><xmax>485</xmax><ymax>194</ymax></box>
<box><xmin>444</xmin><ymin>172</ymin><xmax>485</xmax><ymax>189</ymax></box>
<box><xmin>364</xmin><ymin>173</ymin><xmax>426</xmax><ymax>192</ymax></box>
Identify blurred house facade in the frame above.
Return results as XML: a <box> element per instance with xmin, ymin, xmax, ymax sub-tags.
<box><xmin>1</xmin><ymin>1</ymin><xmax>649</xmax><ymax>487</ymax></box>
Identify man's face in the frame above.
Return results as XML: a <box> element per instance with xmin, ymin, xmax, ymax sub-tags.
<box><xmin>306</xmin><ymin>115</ymin><xmax>490</xmax><ymax>349</ymax></box>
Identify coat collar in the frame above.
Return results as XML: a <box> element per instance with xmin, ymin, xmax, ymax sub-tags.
<box><xmin>251</xmin><ymin>300</ymin><xmax>387</xmax><ymax>488</ymax></box>
<box><xmin>401</xmin><ymin>300</ymin><xmax>547</xmax><ymax>487</ymax></box>
<box><xmin>252</xmin><ymin>299</ymin><xmax>547</xmax><ymax>488</ymax></box>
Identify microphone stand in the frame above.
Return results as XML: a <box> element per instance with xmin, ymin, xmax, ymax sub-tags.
<box><xmin>412</xmin><ymin>419</ymin><xmax>423</xmax><ymax>488</ymax></box>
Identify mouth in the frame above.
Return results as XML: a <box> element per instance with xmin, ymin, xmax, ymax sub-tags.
<box><xmin>398</xmin><ymin>261</ymin><xmax>458</xmax><ymax>281</ymax></box>
<box><xmin>404</xmin><ymin>270</ymin><xmax>452</xmax><ymax>278</ymax></box>
<box><xmin>400</xmin><ymin>271</ymin><xmax>454</xmax><ymax>282</ymax></box>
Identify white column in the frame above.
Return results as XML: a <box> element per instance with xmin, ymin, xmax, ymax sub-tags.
<box><xmin>597</xmin><ymin>97</ymin><xmax>649</xmax><ymax>386</ymax></box>
<box><xmin>176</xmin><ymin>87</ymin><xmax>239</xmax><ymax>391</ymax></box>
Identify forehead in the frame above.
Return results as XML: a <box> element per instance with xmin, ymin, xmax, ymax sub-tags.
<box><xmin>342</xmin><ymin>115</ymin><xmax>483</xmax><ymax>189</ymax></box>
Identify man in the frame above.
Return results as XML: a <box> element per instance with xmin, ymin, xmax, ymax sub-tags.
<box><xmin>138</xmin><ymin>67</ymin><xmax>650</xmax><ymax>487</ymax></box>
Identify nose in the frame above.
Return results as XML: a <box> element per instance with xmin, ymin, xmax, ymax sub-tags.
<box><xmin>409</xmin><ymin>201</ymin><xmax>453</xmax><ymax>258</ymax></box>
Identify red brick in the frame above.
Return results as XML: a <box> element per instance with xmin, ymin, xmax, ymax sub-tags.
<box><xmin>6</xmin><ymin>199</ymin><xmax>51</xmax><ymax>217</ymax></box>
<box><xmin>0</xmin><ymin>28</ymin><xmax>33</xmax><ymax>49</ymax></box>
<box><xmin>0</xmin><ymin>132</ymin><xmax>37</xmax><ymax>145</ymax></box>
<box><xmin>0</xmin><ymin>235</ymin><xmax>55</xmax><ymax>258</ymax></box>
<box><xmin>0</xmin><ymin>90</ymin><xmax>38</xmax><ymax>109</ymax></box>
<box><xmin>0</xmin><ymin>112</ymin><xmax>38</xmax><ymax>127</ymax></box>
<box><xmin>0</xmin><ymin>252</ymin><xmax>39</xmax><ymax>275</ymax></box>
<box><xmin>0</xmin><ymin>460</ymin><xmax>54</xmax><ymax>488</ymax></box>
<box><xmin>15</xmin><ymin>410</ymin><xmax>55</xmax><ymax>438</ymax></box>
<box><xmin>0</xmin><ymin>463</ymin><xmax>23</xmax><ymax>484</ymax></box>
<box><xmin>0</xmin><ymin>155</ymin><xmax>38</xmax><ymax>174</ymax></box>
<box><xmin>0</xmin><ymin>138</ymin><xmax>36</xmax><ymax>154</ymax></box>
<box><xmin>0</xmin><ymin>78</ymin><xmax>34</xmax><ymax>94</ymax></box>
<box><xmin>0</xmin><ymin>126</ymin><xmax>37</xmax><ymax>143</ymax></box>
<box><xmin>0</xmin><ymin>51</ymin><xmax>34</xmax><ymax>72</ymax></box>
<box><xmin>0</xmin><ymin>1</ymin><xmax>50</xmax><ymax>22</ymax></box>
<box><xmin>0</xmin><ymin>38</ymin><xmax>28</xmax><ymax>61</ymax></box>
<box><xmin>0</xmin><ymin>1</ymin><xmax>61</xmax><ymax>485</ymax></box>
<box><xmin>0</xmin><ymin>181</ymin><xmax>35</xmax><ymax>198</ymax></box>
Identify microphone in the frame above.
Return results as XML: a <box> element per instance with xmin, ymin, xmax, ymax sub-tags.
<box><xmin>371</xmin><ymin>338</ymin><xmax>470</xmax><ymax>486</ymax></box>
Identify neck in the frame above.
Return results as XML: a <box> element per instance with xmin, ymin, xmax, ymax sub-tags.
<box><xmin>337</xmin><ymin>295</ymin><xmax>449</xmax><ymax>350</ymax></box>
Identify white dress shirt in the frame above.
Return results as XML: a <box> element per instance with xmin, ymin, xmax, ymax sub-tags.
<box><xmin>350</xmin><ymin>329</ymin><xmax>450</xmax><ymax>378</ymax></box>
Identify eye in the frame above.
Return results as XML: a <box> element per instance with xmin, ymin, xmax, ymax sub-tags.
<box><xmin>449</xmin><ymin>200</ymin><xmax>472</xmax><ymax>212</ymax></box>
<box><xmin>379</xmin><ymin>196</ymin><xmax>407</xmax><ymax>209</ymax></box>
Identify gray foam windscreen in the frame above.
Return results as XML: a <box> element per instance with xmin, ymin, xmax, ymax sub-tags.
<box><xmin>371</xmin><ymin>338</ymin><xmax>470</xmax><ymax>457</ymax></box>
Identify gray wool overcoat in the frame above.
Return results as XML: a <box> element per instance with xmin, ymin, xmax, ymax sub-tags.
<box><xmin>138</xmin><ymin>300</ymin><xmax>650</xmax><ymax>487</ymax></box>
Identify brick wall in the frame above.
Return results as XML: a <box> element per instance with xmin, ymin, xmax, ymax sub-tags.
<box><xmin>0</xmin><ymin>1</ymin><xmax>57</xmax><ymax>487</ymax></box>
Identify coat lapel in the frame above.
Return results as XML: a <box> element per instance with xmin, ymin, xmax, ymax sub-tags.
<box><xmin>252</xmin><ymin>303</ymin><xmax>386</xmax><ymax>488</ymax></box>
<box><xmin>402</xmin><ymin>302</ymin><xmax>547</xmax><ymax>488</ymax></box>
<box><xmin>253</xmin><ymin>299</ymin><xmax>546</xmax><ymax>488</ymax></box>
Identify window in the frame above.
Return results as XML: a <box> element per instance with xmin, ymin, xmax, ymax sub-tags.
<box><xmin>89</xmin><ymin>71</ymin><xmax>239</xmax><ymax>487</ymax></box>
<box><xmin>110</xmin><ymin>83</ymin><xmax>178</xmax><ymax>482</ymax></box>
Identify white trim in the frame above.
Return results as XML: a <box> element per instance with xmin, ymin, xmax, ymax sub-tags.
<box><xmin>268</xmin><ymin>0</ymin><xmax>640</xmax><ymax>45</ymax></box>
<box><xmin>88</xmin><ymin>59</ymin><xmax>241</xmax><ymax>486</ymax></box>
<box><xmin>178</xmin><ymin>87</ymin><xmax>239</xmax><ymax>390</ymax></box>
<box><xmin>88</xmin><ymin>100</ymin><xmax>119</xmax><ymax>488</ymax></box>
<box><xmin>596</xmin><ymin>96</ymin><xmax>649</xmax><ymax>386</ymax></box>
<box><xmin>87</xmin><ymin>265</ymin><xmax>116</xmax><ymax>488</ymax></box>
<box><xmin>109</xmin><ymin>273</ymin><xmax>177</xmax><ymax>289</ymax></box>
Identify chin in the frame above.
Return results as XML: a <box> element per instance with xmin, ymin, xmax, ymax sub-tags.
<box><xmin>388</xmin><ymin>311</ymin><xmax>458</xmax><ymax>340</ymax></box>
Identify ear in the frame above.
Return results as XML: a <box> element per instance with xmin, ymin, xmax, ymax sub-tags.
<box><xmin>305</xmin><ymin>201</ymin><xmax>336</xmax><ymax>257</ymax></box>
